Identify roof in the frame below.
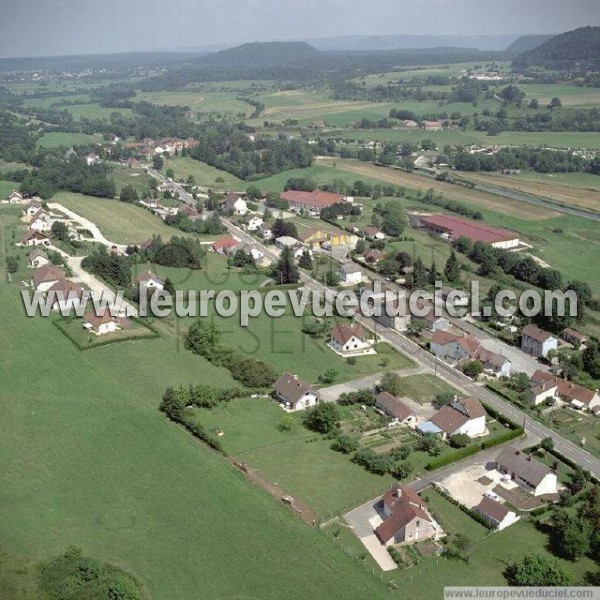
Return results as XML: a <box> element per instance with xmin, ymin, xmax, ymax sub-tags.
<box><xmin>29</xmin><ymin>248</ymin><xmax>49</xmax><ymax>261</ymax></box>
<box><xmin>375</xmin><ymin>392</ymin><xmax>414</xmax><ymax>421</ymax></box>
<box><xmin>272</xmin><ymin>372</ymin><xmax>316</xmax><ymax>405</ymax></box>
<box><xmin>496</xmin><ymin>446</ymin><xmax>553</xmax><ymax>487</ymax></box>
<box><xmin>331</xmin><ymin>323</ymin><xmax>364</xmax><ymax>346</ymax></box>
<box><xmin>563</xmin><ymin>328</ymin><xmax>587</xmax><ymax>342</ymax></box>
<box><xmin>21</xmin><ymin>229</ymin><xmax>49</xmax><ymax>243</ymax></box>
<box><xmin>363</xmin><ymin>226</ymin><xmax>381</xmax><ymax>236</ymax></box>
<box><xmin>457</xmin><ymin>334</ymin><xmax>482</xmax><ymax>357</ymax></box>
<box><xmin>428</xmin><ymin>397</ymin><xmax>485</xmax><ymax>435</ymax></box>
<box><xmin>431</xmin><ymin>329</ymin><xmax>462</xmax><ymax>347</ymax></box>
<box><xmin>529</xmin><ymin>370</ymin><xmax>558</xmax><ymax>397</ymax></box>
<box><xmin>84</xmin><ymin>309</ymin><xmax>115</xmax><ymax>331</ymax></box>
<box><xmin>47</xmin><ymin>279</ymin><xmax>85</xmax><ymax>302</ymax></box>
<box><xmin>417</xmin><ymin>421</ymin><xmax>443</xmax><ymax>435</ymax></box>
<box><xmin>375</xmin><ymin>486</ymin><xmax>432</xmax><ymax>544</ymax></box>
<box><xmin>478</xmin><ymin>347</ymin><xmax>510</xmax><ymax>369</ymax></box>
<box><xmin>135</xmin><ymin>270</ymin><xmax>165</xmax><ymax>285</ymax></box>
<box><xmin>280</xmin><ymin>190</ymin><xmax>343</xmax><ymax>208</ymax></box>
<box><xmin>211</xmin><ymin>237</ymin><xmax>240</xmax><ymax>251</ymax></box>
<box><xmin>419</xmin><ymin>214</ymin><xmax>518</xmax><ymax>244</ymax></box>
<box><xmin>275</xmin><ymin>236</ymin><xmax>298</xmax><ymax>247</ymax></box>
<box><xmin>522</xmin><ymin>324</ymin><xmax>555</xmax><ymax>344</ymax></box>
<box><xmin>556</xmin><ymin>378</ymin><xmax>598</xmax><ymax>406</ymax></box>
<box><xmin>476</xmin><ymin>496</ymin><xmax>510</xmax><ymax>522</ymax></box>
<box><xmin>296</xmin><ymin>226</ymin><xmax>328</xmax><ymax>243</ymax></box>
<box><xmin>364</xmin><ymin>249</ymin><xmax>385</xmax><ymax>262</ymax></box>
<box><xmin>31</xmin><ymin>264</ymin><xmax>65</xmax><ymax>287</ymax></box>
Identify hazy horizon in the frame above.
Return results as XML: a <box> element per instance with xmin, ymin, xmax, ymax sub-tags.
<box><xmin>0</xmin><ymin>0</ymin><xmax>599</xmax><ymax>59</ymax></box>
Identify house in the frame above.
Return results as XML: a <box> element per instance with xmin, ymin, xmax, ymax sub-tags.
<box><xmin>30</xmin><ymin>209</ymin><xmax>52</xmax><ymax>232</ymax></box>
<box><xmin>528</xmin><ymin>370</ymin><xmax>559</xmax><ymax>406</ymax></box>
<box><xmin>362</xmin><ymin>226</ymin><xmax>386</xmax><ymax>241</ymax></box>
<box><xmin>562</xmin><ymin>328</ymin><xmax>588</xmax><ymax>348</ymax></box>
<box><xmin>430</xmin><ymin>330</ymin><xmax>481</xmax><ymax>362</ymax></box>
<box><xmin>7</xmin><ymin>190</ymin><xmax>24</xmax><ymax>204</ymax></box>
<box><xmin>327</xmin><ymin>229</ymin><xmax>353</xmax><ymax>247</ymax></box>
<box><xmin>47</xmin><ymin>279</ymin><xmax>86</xmax><ymax>312</ymax></box>
<box><xmin>21</xmin><ymin>229</ymin><xmax>50</xmax><ymax>246</ymax></box>
<box><xmin>86</xmin><ymin>153</ymin><xmax>100</xmax><ymax>166</ymax></box>
<box><xmin>374</xmin><ymin>485</ymin><xmax>441</xmax><ymax>546</ymax></box>
<box><xmin>31</xmin><ymin>264</ymin><xmax>65</xmax><ymax>292</ymax></box>
<box><xmin>275</xmin><ymin>236</ymin><xmax>299</xmax><ymax>249</ymax></box>
<box><xmin>28</xmin><ymin>248</ymin><xmax>50</xmax><ymax>268</ymax></box>
<box><xmin>521</xmin><ymin>324</ymin><xmax>558</xmax><ymax>358</ymax></box>
<box><xmin>477</xmin><ymin>348</ymin><xmax>511</xmax><ymax>378</ymax></box>
<box><xmin>495</xmin><ymin>446</ymin><xmax>558</xmax><ymax>496</ymax></box>
<box><xmin>338</xmin><ymin>263</ymin><xmax>363</xmax><ymax>285</ymax></box>
<box><xmin>280</xmin><ymin>190</ymin><xmax>344</xmax><ymax>215</ymax></box>
<box><xmin>364</xmin><ymin>249</ymin><xmax>385</xmax><ymax>265</ymax></box>
<box><xmin>136</xmin><ymin>271</ymin><xmax>165</xmax><ymax>290</ymax></box>
<box><xmin>414</xmin><ymin>214</ymin><xmax>519</xmax><ymax>249</ymax></box>
<box><xmin>296</xmin><ymin>226</ymin><xmax>329</xmax><ymax>250</ymax></box>
<box><xmin>528</xmin><ymin>370</ymin><xmax>600</xmax><ymax>411</ymax></box>
<box><xmin>178</xmin><ymin>205</ymin><xmax>201</xmax><ymax>221</ymax></box>
<box><xmin>374</xmin><ymin>301</ymin><xmax>412</xmax><ymax>332</ymax></box>
<box><xmin>83</xmin><ymin>309</ymin><xmax>120</xmax><ymax>335</ymax></box>
<box><xmin>258</xmin><ymin>222</ymin><xmax>273</xmax><ymax>240</ymax></box>
<box><xmin>272</xmin><ymin>372</ymin><xmax>320</xmax><ymax>411</ymax></box>
<box><xmin>246</xmin><ymin>216</ymin><xmax>263</xmax><ymax>231</ymax></box>
<box><xmin>211</xmin><ymin>237</ymin><xmax>240</xmax><ymax>255</ymax></box>
<box><xmin>23</xmin><ymin>199</ymin><xmax>43</xmax><ymax>217</ymax></box>
<box><xmin>328</xmin><ymin>323</ymin><xmax>373</xmax><ymax>356</ymax></box>
<box><xmin>375</xmin><ymin>392</ymin><xmax>416</xmax><ymax>424</ymax></box>
<box><xmin>220</xmin><ymin>192</ymin><xmax>248</xmax><ymax>215</ymax></box>
<box><xmin>401</xmin><ymin>119</ymin><xmax>419</xmax><ymax>128</ymax></box>
<box><xmin>415</xmin><ymin>301</ymin><xmax>449</xmax><ymax>331</ymax></box>
<box><xmin>417</xmin><ymin>397</ymin><xmax>486</xmax><ymax>439</ymax></box>
<box><xmin>474</xmin><ymin>496</ymin><xmax>519</xmax><ymax>531</ymax></box>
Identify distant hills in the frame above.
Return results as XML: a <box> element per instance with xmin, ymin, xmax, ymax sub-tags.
<box><xmin>197</xmin><ymin>41</ymin><xmax>319</xmax><ymax>68</ymax></box>
<box><xmin>505</xmin><ymin>34</ymin><xmax>555</xmax><ymax>54</ymax></box>
<box><xmin>306</xmin><ymin>33</ymin><xmax>521</xmax><ymax>52</ymax></box>
<box><xmin>512</xmin><ymin>26</ymin><xmax>600</xmax><ymax>69</ymax></box>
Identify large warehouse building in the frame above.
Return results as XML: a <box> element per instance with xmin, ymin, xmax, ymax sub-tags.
<box><xmin>415</xmin><ymin>214</ymin><xmax>520</xmax><ymax>249</ymax></box>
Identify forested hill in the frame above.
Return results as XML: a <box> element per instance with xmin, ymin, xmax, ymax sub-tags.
<box><xmin>512</xmin><ymin>26</ymin><xmax>600</xmax><ymax>69</ymax></box>
<box><xmin>506</xmin><ymin>34</ymin><xmax>555</xmax><ymax>54</ymax></box>
<box><xmin>198</xmin><ymin>41</ymin><xmax>320</xmax><ymax>67</ymax></box>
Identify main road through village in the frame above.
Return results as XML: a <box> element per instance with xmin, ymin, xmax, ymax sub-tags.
<box><xmin>147</xmin><ymin>168</ymin><xmax>600</xmax><ymax>479</ymax></box>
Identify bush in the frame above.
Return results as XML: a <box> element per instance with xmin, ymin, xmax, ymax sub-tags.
<box><xmin>331</xmin><ymin>433</ymin><xmax>360</xmax><ymax>454</ymax></box>
<box><xmin>304</xmin><ymin>402</ymin><xmax>340</xmax><ymax>434</ymax></box>
<box><xmin>425</xmin><ymin>445</ymin><xmax>479</xmax><ymax>470</ymax></box>
<box><xmin>352</xmin><ymin>447</ymin><xmax>393</xmax><ymax>475</ymax></box>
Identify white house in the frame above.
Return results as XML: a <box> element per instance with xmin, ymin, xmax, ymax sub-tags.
<box><xmin>430</xmin><ymin>330</ymin><xmax>481</xmax><ymax>362</ymax></box>
<box><xmin>23</xmin><ymin>200</ymin><xmax>43</xmax><ymax>217</ymax></box>
<box><xmin>272</xmin><ymin>372</ymin><xmax>320</xmax><ymax>411</ymax></box>
<box><xmin>47</xmin><ymin>279</ymin><xmax>86</xmax><ymax>312</ymax></box>
<box><xmin>528</xmin><ymin>370</ymin><xmax>559</xmax><ymax>405</ymax></box>
<box><xmin>31</xmin><ymin>264</ymin><xmax>66</xmax><ymax>292</ymax></box>
<box><xmin>28</xmin><ymin>249</ymin><xmax>50</xmax><ymax>268</ymax></box>
<box><xmin>220</xmin><ymin>192</ymin><xmax>248</xmax><ymax>215</ymax></box>
<box><xmin>521</xmin><ymin>324</ymin><xmax>558</xmax><ymax>358</ymax></box>
<box><xmin>362</xmin><ymin>226</ymin><xmax>386</xmax><ymax>241</ymax></box>
<box><xmin>258</xmin><ymin>222</ymin><xmax>273</xmax><ymax>240</ymax></box>
<box><xmin>136</xmin><ymin>270</ymin><xmax>165</xmax><ymax>290</ymax></box>
<box><xmin>275</xmin><ymin>236</ymin><xmax>298</xmax><ymax>249</ymax></box>
<box><xmin>246</xmin><ymin>216</ymin><xmax>263</xmax><ymax>231</ymax></box>
<box><xmin>30</xmin><ymin>209</ymin><xmax>52</xmax><ymax>232</ymax></box>
<box><xmin>338</xmin><ymin>263</ymin><xmax>363</xmax><ymax>285</ymax></box>
<box><xmin>83</xmin><ymin>309</ymin><xmax>120</xmax><ymax>335</ymax></box>
<box><xmin>328</xmin><ymin>323</ymin><xmax>374</xmax><ymax>356</ymax></box>
<box><xmin>474</xmin><ymin>496</ymin><xmax>520</xmax><ymax>531</ymax></box>
<box><xmin>7</xmin><ymin>190</ymin><xmax>25</xmax><ymax>204</ymax></box>
<box><xmin>495</xmin><ymin>446</ymin><xmax>558</xmax><ymax>496</ymax></box>
<box><xmin>375</xmin><ymin>391</ymin><xmax>416</xmax><ymax>425</ymax></box>
<box><xmin>418</xmin><ymin>397</ymin><xmax>487</xmax><ymax>439</ymax></box>
<box><xmin>21</xmin><ymin>229</ymin><xmax>50</xmax><ymax>247</ymax></box>
<box><xmin>478</xmin><ymin>348</ymin><xmax>512</xmax><ymax>378</ymax></box>
<box><xmin>529</xmin><ymin>370</ymin><xmax>600</xmax><ymax>411</ymax></box>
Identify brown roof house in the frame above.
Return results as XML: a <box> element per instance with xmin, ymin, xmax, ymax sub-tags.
<box><xmin>375</xmin><ymin>392</ymin><xmax>416</xmax><ymax>425</ymax></box>
<box><xmin>528</xmin><ymin>370</ymin><xmax>600</xmax><ymax>411</ymax></box>
<box><xmin>417</xmin><ymin>397</ymin><xmax>486</xmax><ymax>439</ymax></box>
<box><xmin>375</xmin><ymin>485</ymin><xmax>442</xmax><ymax>547</ymax></box>
<box><xmin>21</xmin><ymin>229</ymin><xmax>50</xmax><ymax>247</ymax></box>
<box><xmin>31</xmin><ymin>264</ymin><xmax>66</xmax><ymax>292</ymax></box>
<box><xmin>83</xmin><ymin>309</ymin><xmax>120</xmax><ymax>336</ymax></box>
<box><xmin>47</xmin><ymin>279</ymin><xmax>86</xmax><ymax>312</ymax></box>
<box><xmin>430</xmin><ymin>330</ymin><xmax>480</xmax><ymax>362</ymax></box>
<box><xmin>562</xmin><ymin>328</ymin><xmax>588</xmax><ymax>349</ymax></box>
<box><xmin>474</xmin><ymin>495</ymin><xmax>520</xmax><ymax>531</ymax></box>
<box><xmin>495</xmin><ymin>446</ymin><xmax>558</xmax><ymax>496</ymax></box>
<box><xmin>136</xmin><ymin>270</ymin><xmax>165</xmax><ymax>290</ymax></box>
<box><xmin>28</xmin><ymin>249</ymin><xmax>50</xmax><ymax>268</ymax></box>
<box><xmin>328</xmin><ymin>323</ymin><xmax>374</xmax><ymax>356</ymax></box>
<box><xmin>521</xmin><ymin>324</ymin><xmax>558</xmax><ymax>358</ymax></box>
<box><xmin>272</xmin><ymin>372</ymin><xmax>320</xmax><ymax>412</ymax></box>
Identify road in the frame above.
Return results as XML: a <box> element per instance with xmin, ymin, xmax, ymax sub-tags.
<box><xmin>145</xmin><ymin>164</ymin><xmax>600</xmax><ymax>478</ymax></box>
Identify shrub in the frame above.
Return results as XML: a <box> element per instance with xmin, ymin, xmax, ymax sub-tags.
<box><xmin>331</xmin><ymin>434</ymin><xmax>360</xmax><ymax>454</ymax></box>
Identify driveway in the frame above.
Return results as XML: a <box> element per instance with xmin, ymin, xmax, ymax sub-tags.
<box><xmin>344</xmin><ymin>499</ymin><xmax>397</xmax><ymax>571</ymax></box>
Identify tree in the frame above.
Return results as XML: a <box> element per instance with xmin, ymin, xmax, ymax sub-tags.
<box><xmin>379</xmin><ymin>372</ymin><xmax>402</xmax><ymax>396</ymax></box>
<box><xmin>51</xmin><ymin>220</ymin><xmax>70</xmax><ymax>242</ymax></box>
<box><xmin>392</xmin><ymin>461</ymin><xmax>412</xmax><ymax>479</ymax></box>
<box><xmin>184</xmin><ymin>320</ymin><xmax>221</xmax><ymax>357</ymax></box>
<box><xmin>298</xmin><ymin>248</ymin><xmax>313</xmax><ymax>269</ymax></box>
<box><xmin>549</xmin><ymin>97</ymin><xmax>562</xmax><ymax>109</ymax></box>
<box><xmin>428</xmin><ymin>259</ymin><xmax>438</xmax><ymax>285</ymax></box>
<box><xmin>331</xmin><ymin>434</ymin><xmax>360</xmax><ymax>454</ymax></box>
<box><xmin>322</xmin><ymin>368</ymin><xmax>339</xmax><ymax>384</ymax></box>
<box><xmin>273</xmin><ymin>245</ymin><xmax>299</xmax><ymax>284</ymax></box>
<box><xmin>6</xmin><ymin>255</ymin><xmax>18</xmax><ymax>274</ymax></box>
<box><xmin>453</xmin><ymin>236</ymin><xmax>473</xmax><ymax>255</ymax></box>
<box><xmin>278</xmin><ymin>415</ymin><xmax>296</xmax><ymax>432</ymax></box>
<box><xmin>541</xmin><ymin>436</ymin><xmax>555</xmax><ymax>452</ymax></box>
<box><xmin>271</xmin><ymin>218</ymin><xmax>297</xmax><ymax>239</ymax></box>
<box><xmin>415</xmin><ymin>433</ymin><xmax>442</xmax><ymax>456</ymax></box>
<box><xmin>412</xmin><ymin>256</ymin><xmax>427</xmax><ymax>288</ymax></box>
<box><xmin>450</xmin><ymin>433</ymin><xmax>471</xmax><ymax>448</ymax></box>
<box><xmin>551</xmin><ymin>508</ymin><xmax>592</xmax><ymax>560</ymax></box>
<box><xmin>355</xmin><ymin>238</ymin><xmax>367</xmax><ymax>255</ymax></box>
<box><xmin>506</xmin><ymin>554</ymin><xmax>572</xmax><ymax>586</ymax></box>
<box><xmin>163</xmin><ymin>277</ymin><xmax>175</xmax><ymax>296</ymax></box>
<box><xmin>304</xmin><ymin>402</ymin><xmax>340</xmax><ymax>434</ymax></box>
<box><xmin>462</xmin><ymin>360</ymin><xmax>483</xmax><ymax>379</ymax></box>
<box><xmin>528</xmin><ymin>98</ymin><xmax>539</xmax><ymax>109</ymax></box>
<box><xmin>165</xmin><ymin>168</ymin><xmax>175</xmax><ymax>179</ymax></box>
<box><xmin>443</xmin><ymin>251</ymin><xmax>461</xmax><ymax>282</ymax></box>
<box><xmin>119</xmin><ymin>184</ymin><xmax>139</xmax><ymax>204</ymax></box>
<box><xmin>152</xmin><ymin>154</ymin><xmax>164</xmax><ymax>170</ymax></box>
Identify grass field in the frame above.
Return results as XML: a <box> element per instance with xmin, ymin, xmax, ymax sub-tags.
<box><xmin>110</xmin><ymin>164</ymin><xmax>154</xmax><ymax>194</ymax></box>
<box><xmin>0</xmin><ymin>180</ymin><xmax>19</xmax><ymax>199</ymax></box>
<box><xmin>36</xmin><ymin>132</ymin><xmax>101</xmax><ymax>148</ymax></box>
<box><xmin>52</xmin><ymin>192</ymin><xmax>215</xmax><ymax>245</ymax></box>
<box><xmin>162</xmin><ymin>156</ymin><xmax>244</xmax><ymax>190</ymax></box>
<box><xmin>394</xmin><ymin>374</ymin><xmax>463</xmax><ymax>404</ymax></box>
<box><xmin>0</xmin><ymin>203</ymin><xmax>393</xmax><ymax>600</ymax></box>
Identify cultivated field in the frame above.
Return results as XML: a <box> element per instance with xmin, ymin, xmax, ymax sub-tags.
<box><xmin>36</xmin><ymin>132</ymin><xmax>102</xmax><ymax>148</ymax></box>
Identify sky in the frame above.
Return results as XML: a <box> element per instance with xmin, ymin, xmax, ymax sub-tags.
<box><xmin>0</xmin><ymin>0</ymin><xmax>599</xmax><ymax>58</ymax></box>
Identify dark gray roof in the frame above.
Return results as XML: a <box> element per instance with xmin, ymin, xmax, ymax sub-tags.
<box><xmin>272</xmin><ymin>372</ymin><xmax>316</xmax><ymax>404</ymax></box>
<box><xmin>496</xmin><ymin>446</ymin><xmax>553</xmax><ymax>487</ymax></box>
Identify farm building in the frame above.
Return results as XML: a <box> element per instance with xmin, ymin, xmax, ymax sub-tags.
<box><xmin>280</xmin><ymin>190</ymin><xmax>344</xmax><ymax>215</ymax></box>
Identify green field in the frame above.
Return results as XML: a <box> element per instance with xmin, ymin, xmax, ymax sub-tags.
<box><xmin>393</xmin><ymin>374</ymin><xmax>464</xmax><ymax>404</ymax></box>
<box><xmin>110</xmin><ymin>164</ymin><xmax>154</xmax><ymax>194</ymax></box>
<box><xmin>51</xmin><ymin>192</ymin><xmax>215</xmax><ymax>245</ymax></box>
<box><xmin>36</xmin><ymin>132</ymin><xmax>101</xmax><ymax>148</ymax></box>
<box><xmin>0</xmin><ymin>180</ymin><xmax>20</xmax><ymax>199</ymax></box>
<box><xmin>163</xmin><ymin>156</ymin><xmax>244</xmax><ymax>190</ymax></box>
